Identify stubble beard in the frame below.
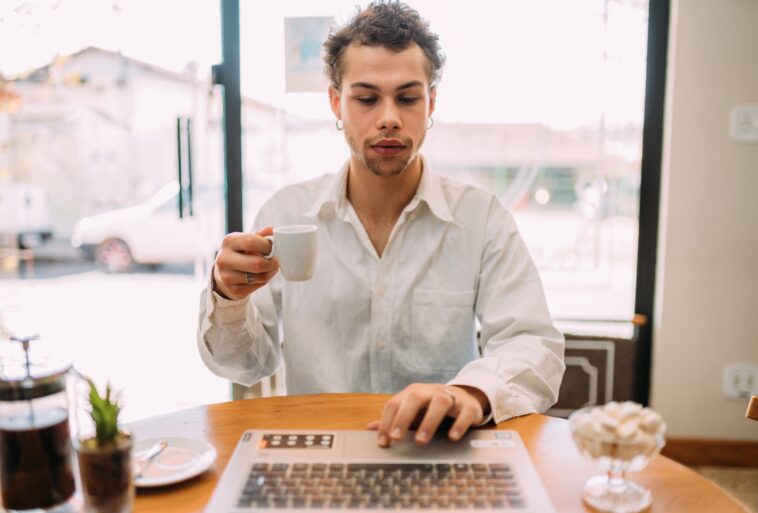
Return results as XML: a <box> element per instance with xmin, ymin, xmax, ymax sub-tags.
<box><xmin>346</xmin><ymin>132</ymin><xmax>419</xmax><ymax>178</ymax></box>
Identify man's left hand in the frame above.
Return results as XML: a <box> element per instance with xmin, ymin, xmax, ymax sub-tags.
<box><xmin>367</xmin><ymin>384</ymin><xmax>490</xmax><ymax>447</ymax></box>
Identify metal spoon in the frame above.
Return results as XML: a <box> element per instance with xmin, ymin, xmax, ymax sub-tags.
<box><xmin>133</xmin><ymin>440</ymin><xmax>168</xmax><ymax>479</ymax></box>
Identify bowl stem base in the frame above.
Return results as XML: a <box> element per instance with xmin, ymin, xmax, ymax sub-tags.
<box><xmin>583</xmin><ymin>473</ymin><xmax>652</xmax><ymax>513</ymax></box>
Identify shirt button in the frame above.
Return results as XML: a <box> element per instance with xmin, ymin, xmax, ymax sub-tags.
<box><xmin>376</xmin><ymin>340</ymin><xmax>385</xmax><ymax>349</ymax></box>
<box><xmin>377</xmin><ymin>285</ymin><xmax>386</xmax><ymax>297</ymax></box>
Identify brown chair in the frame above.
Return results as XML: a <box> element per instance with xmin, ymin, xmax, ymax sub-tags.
<box><xmin>747</xmin><ymin>396</ymin><xmax>758</xmax><ymax>421</ymax></box>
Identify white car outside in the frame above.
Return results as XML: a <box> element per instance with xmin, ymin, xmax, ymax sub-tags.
<box><xmin>71</xmin><ymin>181</ymin><xmax>270</xmax><ymax>272</ymax></box>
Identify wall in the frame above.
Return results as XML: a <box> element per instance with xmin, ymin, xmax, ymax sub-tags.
<box><xmin>652</xmin><ymin>0</ymin><xmax>758</xmax><ymax>439</ymax></box>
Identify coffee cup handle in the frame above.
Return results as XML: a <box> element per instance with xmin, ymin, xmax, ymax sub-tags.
<box><xmin>263</xmin><ymin>235</ymin><xmax>275</xmax><ymax>259</ymax></box>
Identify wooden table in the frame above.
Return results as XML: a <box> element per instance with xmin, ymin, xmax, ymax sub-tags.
<box><xmin>129</xmin><ymin>394</ymin><xmax>749</xmax><ymax>513</ymax></box>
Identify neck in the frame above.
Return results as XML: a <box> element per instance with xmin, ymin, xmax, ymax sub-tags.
<box><xmin>346</xmin><ymin>155</ymin><xmax>423</xmax><ymax>223</ymax></box>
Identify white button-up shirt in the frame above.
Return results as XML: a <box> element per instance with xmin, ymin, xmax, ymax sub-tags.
<box><xmin>197</xmin><ymin>159</ymin><xmax>565</xmax><ymax>424</ymax></box>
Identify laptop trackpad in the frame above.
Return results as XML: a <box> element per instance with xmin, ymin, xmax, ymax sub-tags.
<box><xmin>342</xmin><ymin>430</ymin><xmax>510</xmax><ymax>460</ymax></box>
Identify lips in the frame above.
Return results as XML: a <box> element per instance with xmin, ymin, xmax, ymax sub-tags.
<box><xmin>371</xmin><ymin>138</ymin><xmax>407</xmax><ymax>156</ymax></box>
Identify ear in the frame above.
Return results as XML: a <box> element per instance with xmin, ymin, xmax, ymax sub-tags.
<box><xmin>428</xmin><ymin>87</ymin><xmax>437</xmax><ymax>117</ymax></box>
<box><xmin>328</xmin><ymin>85</ymin><xmax>342</xmax><ymax>121</ymax></box>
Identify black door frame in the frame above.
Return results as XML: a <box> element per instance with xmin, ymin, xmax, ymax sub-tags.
<box><xmin>215</xmin><ymin>0</ymin><xmax>671</xmax><ymax>405</ymax></box>
<box><xmin>633</xmin><ymin>0</ymin><xmax>670</xmax><ymax>404</ymax></box>
<box><xmin>213</xmin><ymin>0</ymin><xmax>243</xmax><ymax>234</ymax></box>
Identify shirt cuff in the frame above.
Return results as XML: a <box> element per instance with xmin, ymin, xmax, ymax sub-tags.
<box><xmin>448</xmin><ymin>372</ymin><xmax>537</xmax><ymax>425</ymax></box>
<box><xmin>206</xmin><ymin>268</ymin><xmax>251</xmax><ymax>323</ymax></box>
<box><xmin>446</xmin><ymin>378</ymin><xmax>496</xmax><ymax>427</ymax></box>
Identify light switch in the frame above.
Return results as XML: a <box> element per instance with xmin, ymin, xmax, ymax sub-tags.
<box><xmin>730</xmin><ymin>104</ymin><xmax>758</xmax><ymax>143</ymax></box>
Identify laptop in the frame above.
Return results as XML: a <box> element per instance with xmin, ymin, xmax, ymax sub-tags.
<box><xmin>205</xmin><ymin>429</ymin><xmax>555</xmax><ymax>512</ymax></box>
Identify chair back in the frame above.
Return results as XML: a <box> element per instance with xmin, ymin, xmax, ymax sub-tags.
<box><xmin>747</xmin><ymin>396</ymin><xmax>758</xmax><ymax>421</ymax></box>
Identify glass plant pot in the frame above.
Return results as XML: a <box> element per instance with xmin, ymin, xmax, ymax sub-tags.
<box><xmin>75</xmin><ymin>432</ymin><xmax>134</xmax><ymax>513</ymax></box>
<box><xmin>569</xmin><ymin>404</ymin><xmax>666</xmax><ymax>513</ymax></box>
<box><xmin>69</xmin><ymin>373</ymin><xmax>133</xmax><ymax>513</ymax></box>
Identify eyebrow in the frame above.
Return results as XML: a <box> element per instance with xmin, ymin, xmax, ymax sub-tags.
<box><xmin>349</xmin><ymin>80</ymin><xmax>425</xmax><ymax>92</ymax></box>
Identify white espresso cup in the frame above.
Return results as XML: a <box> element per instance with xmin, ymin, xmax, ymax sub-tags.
<box><xmin>264</xmin><ymin>225</ymin><xmax>318</xmax><ymax>281</ymax></box>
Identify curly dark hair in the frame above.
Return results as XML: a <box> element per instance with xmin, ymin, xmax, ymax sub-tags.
<box><xmin>323</xmin><ymin>1</ymin><xmax>445</xmax><ymax>90</ymax></box>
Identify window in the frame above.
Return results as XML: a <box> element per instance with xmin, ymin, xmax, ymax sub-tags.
<box><xmin>0</xmin><ymin>0</ymin><xmax>229</xmax><ymax>422</ymax></box>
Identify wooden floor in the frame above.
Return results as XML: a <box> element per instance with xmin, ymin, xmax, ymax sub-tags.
<box><xmin>694</xmin><ymin>467</ymin><xmax>758</xmax><ymax>513</ymax></box>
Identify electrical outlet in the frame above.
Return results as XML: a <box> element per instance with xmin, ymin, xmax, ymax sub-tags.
<box><xmin>730</xmin><ymin>104</ymin><xmax>758</xmax><ymax>142</ymax></box>
<box><xmin>722</xmin><ymin>363</ymin><xmax>758</xmax><ymax>400</ymax></box>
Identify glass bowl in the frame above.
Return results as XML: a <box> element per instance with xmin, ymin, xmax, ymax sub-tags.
<box><xmin>569</xmin><ymin>404</ymin><xmax>666</xmax><ymax>513</ymax></box>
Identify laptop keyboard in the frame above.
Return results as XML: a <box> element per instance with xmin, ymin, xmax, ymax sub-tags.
<box><xmin>236</xmin><ymin>462</ymin><xmax>526</xmax><ymax>510</ymax></box>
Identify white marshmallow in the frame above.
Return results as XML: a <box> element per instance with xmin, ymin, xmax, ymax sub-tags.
<box><xmin>617</xmin><ymin>418</ymin><xmax>640</xmax><ymax>439</ymax></box>
<box><xmin>639</xmin><ymin>410</ymin><xmax>663</xmax><ymax>433</ymax></box>
<box><xmin>619</xmin><ymin>401</ymin><xmax>643</xmax><ymax>420</ymax></box>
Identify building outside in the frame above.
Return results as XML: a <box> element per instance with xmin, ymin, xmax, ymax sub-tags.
<box><xmin>1</xmin><ymin>46</ymin><xmax>640</xmax><ymax>246</ymax></box>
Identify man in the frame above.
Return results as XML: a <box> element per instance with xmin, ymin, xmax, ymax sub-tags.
<box><xmin>198</xmin><ymin>1</ymin><xmax>564</xmax><ymax>447</ymax></box>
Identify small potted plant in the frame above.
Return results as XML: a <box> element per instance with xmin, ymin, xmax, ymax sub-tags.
<box><xmin>75</xmin><ymin>378</ymin><xmax>133</xmax><ymax>513</ymax></box>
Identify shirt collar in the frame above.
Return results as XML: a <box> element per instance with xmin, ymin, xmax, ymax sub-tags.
<box><xmin>414</xmin><ymin>156</ymin><xmax>455</xmax><ymax>223</ymax></box>
<box><xmin>303</xmin><ymin>161</ymin><xmax>350</xmax><ymax>219</ymax></box>
<box><xmin>303</xmin><ymin>155</ymin><xmax>454</xmax><ymax>223</ymax></box>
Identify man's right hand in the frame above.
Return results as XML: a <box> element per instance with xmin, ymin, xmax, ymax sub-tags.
<box><xmin>212</xmin><ymin>227</ymin><xmax>280</xmax><ymax>300</ymax></box>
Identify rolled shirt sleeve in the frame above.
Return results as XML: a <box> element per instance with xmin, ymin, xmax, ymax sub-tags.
<box><xmin>447</xmin><ymin>199</ymin><xmax>565</xmax><ymax>424</ymax></box>
<box><xmin>196</xmin><ymin>208</ymin><xmax>284</xmax><ymax>387</ymax></box>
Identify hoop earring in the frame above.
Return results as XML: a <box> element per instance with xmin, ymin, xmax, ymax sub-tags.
<box><xmin>336</xmin><ymin>120</ymin><xmax>343</xmax><ymax>131</ymax></box>
<box><xmin>427</xmin><ymin>116</ymin><xmax>434</xmax><ymax>130</ymax></box>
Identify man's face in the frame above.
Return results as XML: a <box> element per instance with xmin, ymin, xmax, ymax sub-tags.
<box><xmin>329</xmin><ymin>43</ymin><xmax>436</xmax><ymax>178</ymax></box>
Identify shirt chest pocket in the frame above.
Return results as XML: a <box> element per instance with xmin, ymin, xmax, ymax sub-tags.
<box><xmin>409</xmin><ymin>289</ymin><xmax>478</xmax><ymax>372</ymax></box>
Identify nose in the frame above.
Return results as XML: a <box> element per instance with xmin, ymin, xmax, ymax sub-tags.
<box><xmin>376</xmin><ymin>102</ymin><xmax>402</xmax><ymax>131</ymax></box>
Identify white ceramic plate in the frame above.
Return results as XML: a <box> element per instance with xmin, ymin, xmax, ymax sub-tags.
<box><xmin>132</xmin><ymin>436</ymin><xmax>217</xmax><ymax>488</ymax></box>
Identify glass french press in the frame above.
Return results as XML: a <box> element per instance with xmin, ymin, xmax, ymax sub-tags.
<box><xmin>0</xmin><ymin>335</ymin><xmax>76</xmax><ymax>512</ymax></box>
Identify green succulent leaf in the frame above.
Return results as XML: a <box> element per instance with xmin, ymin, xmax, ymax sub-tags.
<box><xmin>85</xmin><ymin>377</ymin><xmax>123</xmax><ymax>446</ymax></box>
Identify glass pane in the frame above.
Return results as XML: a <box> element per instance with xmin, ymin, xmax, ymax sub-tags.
<box><xmin>0</xmin><ymin>0</ymin><xmax>229</xmax><ymax>421</ymax></box>
<box><xmin>240</xmin><ymin>0</ymin><xmax>648</xmax><ymax>321</ymax></box>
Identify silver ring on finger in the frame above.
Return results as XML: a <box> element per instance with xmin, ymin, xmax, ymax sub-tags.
<box><xmin>244</xmin><ymin>271</ymin><xmax>255</xmax><ymax>285</ymax></box>
<box><xmin>443</xmin><ymin>388</ymin><xmax>456</xmax><ymax>411</ymax></box>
